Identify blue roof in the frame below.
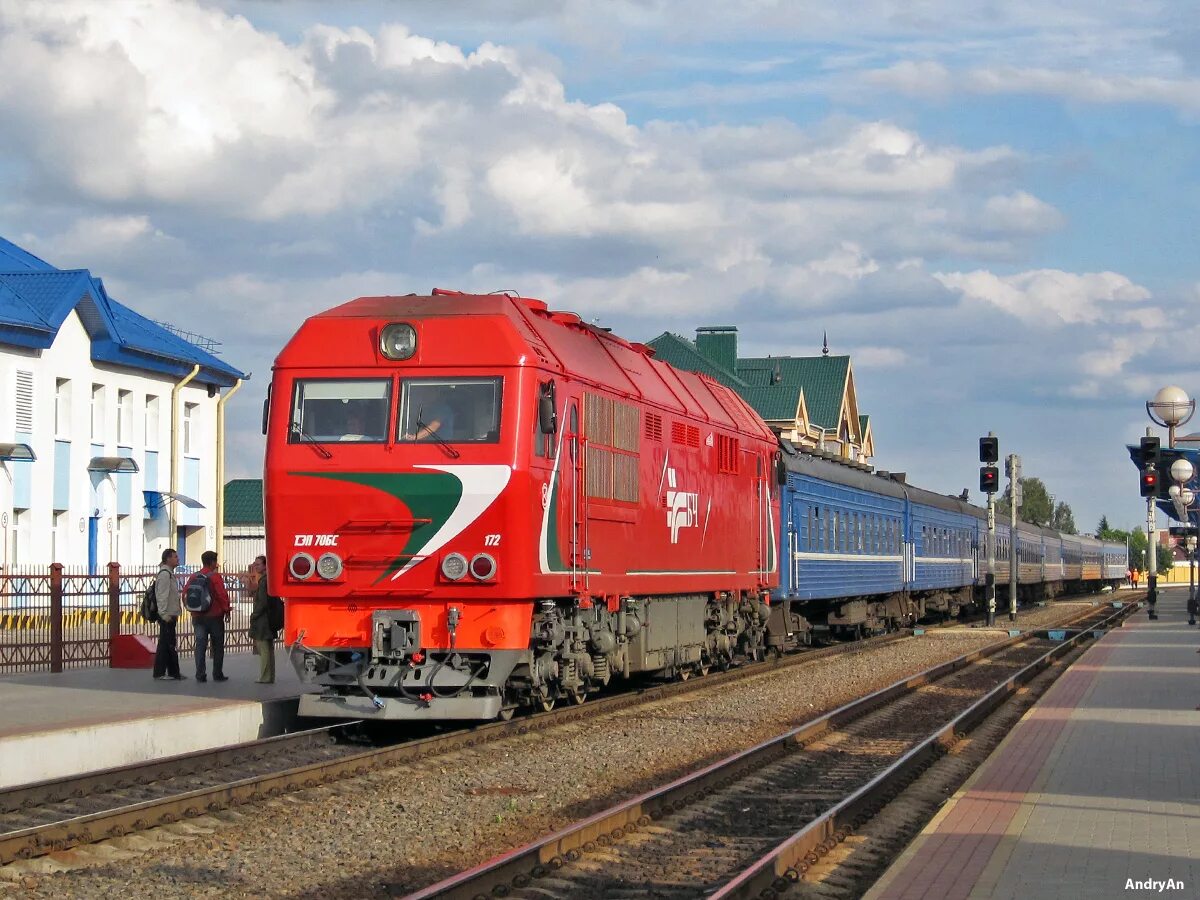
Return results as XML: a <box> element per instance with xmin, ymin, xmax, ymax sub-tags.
<box><xmin>0</xmin><ymin>236</ymin><xmax>244</xmax><ymax>386</ymax></box>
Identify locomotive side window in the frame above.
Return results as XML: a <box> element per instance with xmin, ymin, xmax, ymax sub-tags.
<box><xmin>290</xmin><ymin>378</ymin><xmax>391</xmax><ymax>443</ymax></box>
<box><xmin>399</xmin><ymin>377</ymin><xmax>502</xmax><ymax>443</ymax></box>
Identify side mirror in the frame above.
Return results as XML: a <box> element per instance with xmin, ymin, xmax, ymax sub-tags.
<box><xmin>262</xmin><ymin>397</ymin><xmax>270</xmax><ymax>435</ymax></box>
<box><xmin>776</xmin><ymin>453</ymin><xmax>788</xmax><ymax>486</ymax></box>
<box><xmin>538</xmin><ymin>382</ymin><xmax>557</xmax><ymax>435</ymax></box>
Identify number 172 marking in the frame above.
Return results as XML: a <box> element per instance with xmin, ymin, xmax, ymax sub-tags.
<box><xmin>484</xmin><ymin>534</ymin><xmax>502</xmax><ymax>546</ymax></box>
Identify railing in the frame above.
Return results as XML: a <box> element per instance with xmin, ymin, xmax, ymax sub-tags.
<box><xmin>0</xmin><ymin>563</ymin><xmax>255</xmax><ymax>673</ymax></box>
<box><xmin>150</xmin><ymin>319</ymin><xmax>223</xmax><ymax>354</ymax></box>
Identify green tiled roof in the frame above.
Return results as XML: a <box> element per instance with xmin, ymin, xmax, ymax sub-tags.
<box><xmin>647</xmin><ymin>331</ymin><xmax>850</xmax><ymax>430</ymax></box>
<box><xmin>737</xmin><ymin>355</ymin><xmax>849</xmax><ymax>428</ymax></box>
<box><xmin>645</xmin><ymin>333</ymin><xmax>748</xmax><ymax>389</ymax></box>
<box><xmin>224</xmin><ymin>478</ymin><xmax>263</xmax><ymax>526</ymax></box>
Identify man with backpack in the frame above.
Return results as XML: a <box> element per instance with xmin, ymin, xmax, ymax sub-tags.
<box><xmin>151</xmin><ymin>548</ymin><xmax>185</xmax><ymax>680</ymax></box>
<box><xmin>186</xmin><ymin>550</ymin><xmax>231</xmax><ymax>682</ymax></box>
<box><xmin>249</xmin><ymin>556</ymin><xmax>284</xmax><ymax>684</ymax></box>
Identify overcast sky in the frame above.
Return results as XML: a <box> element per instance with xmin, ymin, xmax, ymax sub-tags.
<box><xmin>2</xmin><ymin>0</ymin><xmax>1197</xmax><ymax>534</ymax></box>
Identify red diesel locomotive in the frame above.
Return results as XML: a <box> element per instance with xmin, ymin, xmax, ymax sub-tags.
<box><xmin>265</xmin><ymin>290</ymin><xmax>779</xmax><ymax>721</ymax></box>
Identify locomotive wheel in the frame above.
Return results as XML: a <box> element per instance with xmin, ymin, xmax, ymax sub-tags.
<box><xmin>538</xmin><ymin>696</ymin><xmax>556</xmax><ymax>712</ymax></box>
<box><xmin>569</xmin><ymin>689</ymin><xmax>587</xmax><ymax>705</ymax></box>
<box><xmin>678</xmin><ymin>668</ymin><xmax>690</xmax><ymax>681</ymax></box>
<box><xmin>497</xmin><ymin>705</ymin><xmax>517</xmax><ymax>722</ymax></box>
<box><xmin>699</xmin><ymin>663</ymin><xmax>711</xmax><ymax>676</ymax></box>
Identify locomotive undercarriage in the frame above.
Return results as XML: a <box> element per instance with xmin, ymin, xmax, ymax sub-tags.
<box><xmin>506</xmin><ymin>592</ymin><xmax>774</xmax><ymax>715</ymax></box>
<box><xmin>295</xmin><ymin>591</ymin><xmax>776</xmax><ymax>721</ymax></box>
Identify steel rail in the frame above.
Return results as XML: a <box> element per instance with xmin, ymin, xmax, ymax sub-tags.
<box><xmin>711</xmin><ymin>600</ymin><xmax>1137</xmax><ymax>899</ymax></box>
<box><xmin>403</xmin><ymin>600</ymin><xmax>1134</xmax><ymax>900</ymax></box>
<box><xmin>0</xmin><ymin>630</ymin><xmax>907</xmax><ymax>865</ymax></box>
<box><xmin>0</xmin><ymin>597</ymin><xmax>1116</xmax><ymax>867</ymax></box>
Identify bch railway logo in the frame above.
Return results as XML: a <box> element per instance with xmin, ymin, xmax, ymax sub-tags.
<box><xmin>665</xmin><ymin>468</ymin><xmax>698</xmax><ymax>543</ymax></box>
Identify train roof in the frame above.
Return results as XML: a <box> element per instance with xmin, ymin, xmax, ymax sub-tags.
<box><xmin>277</xmin><ymin>290</ymin><xmax>775</xmax><ymax>443</ymax></box>
<box><xmin>782</xmin><ymin>447</ymin><xmax>1121</xmax><ymax>547</ymax></box>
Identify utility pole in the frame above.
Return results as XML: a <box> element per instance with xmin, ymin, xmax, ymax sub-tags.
<box><xmin>1007</xmin><ymin>454</ymin><xmax>1021</xmax><ymax>622</ymax></box>
<box><xmin>1147</xmin><ymin>496</ymin><xmax>1158</xmax><ymax>620</ymax></box>
<box><xmin>1140</xmin><ymin>429</ymin><xmax>1160</xmax><ymax>620</ymax></box>
<box><xmin>980</xmin><ymin>434</ymin><xmax>1000</xmax><ymax>627</ymax></box>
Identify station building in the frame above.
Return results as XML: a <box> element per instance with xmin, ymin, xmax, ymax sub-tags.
<box><xmin>646</xmin><ymin>326</ymin><xmax>874</xmax><ymax>462</ymax></box>
<box><xmin>0</xmin><ymin>236</ymin><xmax>245</xmax><ymax>570</ymax></box>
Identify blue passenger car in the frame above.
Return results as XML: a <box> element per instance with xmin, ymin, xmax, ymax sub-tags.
<box><xmin>768</xmin><ymin>443</ymin><xmax>1127</xmax><ymax>640</ymax></box>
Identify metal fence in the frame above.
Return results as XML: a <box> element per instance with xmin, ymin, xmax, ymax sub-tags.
<box><xmin>0</xmin><ymin>563</ymin><xmax>256</xmax><ymax>673</ymax></box>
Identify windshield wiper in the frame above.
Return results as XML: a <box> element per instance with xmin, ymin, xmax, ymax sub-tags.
<box><xmin>415</xmin><ymin>413</ymin><xmax>460</xmax><ymax>459</ymax></box>
<box><xmin>290</xmin><ymin>421</ymin><xmax>332</xmax><ymax>459</ymax></box>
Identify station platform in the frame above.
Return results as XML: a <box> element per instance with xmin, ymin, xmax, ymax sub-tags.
<box><xmin>0</xmin><ymin>647</ymin><xmax>304</xmax><ymax>789</ymax></box>
<box><xmin>867</xmin><ymin>586</ymin><xmax>1200</xmax><ymax>899</ymax></box>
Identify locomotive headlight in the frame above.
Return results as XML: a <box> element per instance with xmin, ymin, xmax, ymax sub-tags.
<box><xmin>316</xmin><ymin>552</ymin><xmax>343</xmax><ymax>580</ymax></box>
<box><xmin>469</xmin><ymin>553</ymin><xmax>497</xmax><ymax>581</ymax></box>
<box><xmin>441</xmin><ymin>552</ymin><xmax>468</xmax><ymax>581</ymax></box>
<box><xmin>379</xmin><ymin>322</ymin><xmax>417</xmax><ymax>360</ymax></box>
<box><xmin>289</xmin><ymin>552</ymin><xmax>315</xmax><ymax>580</ymax></box>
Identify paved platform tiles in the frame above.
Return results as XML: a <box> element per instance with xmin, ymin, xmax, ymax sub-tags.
<box><xmin>867</xmin><ymin>586</ymin><xmax>1200</xmax><ymax>900</ymax></box>
<box><xmin>0</xmin><ymin>647</ymin><xmax>303</xmax><ymax>789</ymax></box>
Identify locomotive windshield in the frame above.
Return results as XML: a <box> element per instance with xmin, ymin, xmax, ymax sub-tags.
<box><xmin>289</xmin><ymin>379</ymin><xmax>391</xmax><ymax>443</ymax></box>
<box><xmin>399</xmin><ymin>377</ymin><xmax>502</xmax><ymax>443</ymax></box>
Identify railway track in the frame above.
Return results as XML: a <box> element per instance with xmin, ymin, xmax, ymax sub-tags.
<box><xmin>0</xmin><ymin>630</ymin><xmax>905</xmax><ymax>866</ymax></box>
<box><xmin>0</xmin><ymin>596</ymin><xmax>1120</xmax><ymax>870</ymax></box>
<box><xmin>406</xmin><ymin>601</ymin><xmax>1135</xmax><ymax>900</ymax></box>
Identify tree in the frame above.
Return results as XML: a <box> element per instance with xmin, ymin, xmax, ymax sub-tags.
<box><xmin>1096</xmin><ymin>517</ymin><xmax>1127</xmax><ymax>541</ymax></box>
<box><xmin>1130</xmin><ymin>529</ymin><xmax>1147</xmax><ymax>570</ymax></box>
<box><xmin>1158</xmin><ymin>542</ymin><xmax>1175</xmax><ymax>574</ymax></box>
<box><xmin>1051</xmin><ymin>502</ymin><xmax>1077</xmax><ymax>534</ymax></box>
<box><xmin>995</xmin><ymin>476</ymin><xmax>1054</xmax><ymax>527</ymax></box>
<box><xmin>1126</xmin><ymin>528</ymin><xmax>1173</xmax><ymax>573</ymax></box>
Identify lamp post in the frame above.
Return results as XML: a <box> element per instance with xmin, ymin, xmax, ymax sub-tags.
<box><xmin>1169</xmin><ymin>459</ymin><xmax>1196</xmax><ymax>623</ymax></box>
<box><xmin>1145</xmin><ymin>386</ymin><xmax>1196</xmax><ymax>619</ymax></box>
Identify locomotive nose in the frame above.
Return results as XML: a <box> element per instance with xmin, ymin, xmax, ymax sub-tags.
<box><xmin>279</xmin><ymin>464</ymin><xmax>513</xmax><ymax>589</ymax></box>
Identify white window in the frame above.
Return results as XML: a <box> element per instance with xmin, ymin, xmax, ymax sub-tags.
<box><xmin>117</xmin><ymin>390</ymin><xmax>132</xmax><ymax>444</ymax></box>
<box><xmin>145</xmin><ymin>395</ymin><xmax>160</xmax><ymax>448</ymax></box>
<box><xmin>183</xmin><ymin>402</ymin><xmax>197</xmax><ymax>454</ymax></box>
<box><xmin>11</xmin><ymin>510</ymin><xmax>30</xmax><ymax>566</ymax></box>
<box><xmin>51</xmin><ymin>511</ymin><xmax>67</xmax><ymax>563</ymax></box>
<box><xmin>91</xmin><ymin>384</ymin><xmax>105</xmax><ymax>441</ymax></box>
<box><xmin>15</xmin><ymin>370</ymin><xmax>33</xmax><ymax>432</ymax></box>
<box><xmin>55</xmin><ymin>378</ymin><xmax>72</xmax><ymax>437</ymax></box>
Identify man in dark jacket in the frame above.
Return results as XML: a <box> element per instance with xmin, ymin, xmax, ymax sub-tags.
<box><xmin>152</xmin><ymin>548</ymin><xmax>185</xmax><ymax>680</ymax></box>
<box><xmin>249</xmin><ymin>557</ymin><xmax>280</xmax><ymax>684</ymax></box>
<box><xmin>190</xmin><ymin>550</ymin><xmax>231</xmax><ymax>683</ymax></box>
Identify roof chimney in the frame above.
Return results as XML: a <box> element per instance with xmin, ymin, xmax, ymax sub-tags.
<box><xmin>694</xmin><ymin>326</ymin><xmax>738</xmax><ymax>374</ymax></box>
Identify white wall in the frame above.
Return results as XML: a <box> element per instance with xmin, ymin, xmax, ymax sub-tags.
<box><xmin>0</xmin><ymin>311</ymin><xmax>225</xmax><ymax>570</ymax></box>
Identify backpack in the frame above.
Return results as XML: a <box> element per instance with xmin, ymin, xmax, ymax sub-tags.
<box><xmin>184</xmin><ymin>571</ymin><xmax>213</xmax><ymax>614</ymax></box>
<box><xmin>140</xmin><ymin>582</ymin><xmax>161</xmax><ymax>624</ymax></box>
<box><xmin>267</xmin><ymin>596</ymin><xmax>285</xmax><ymax>635</ymax></box>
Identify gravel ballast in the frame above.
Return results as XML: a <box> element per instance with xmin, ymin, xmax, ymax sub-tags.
<box><xmin>6</xmin><ymin>601</ymin><xmax>1112</xmax><ymax>899</ymax></box>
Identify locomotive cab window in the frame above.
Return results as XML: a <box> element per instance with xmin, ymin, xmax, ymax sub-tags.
<box><xmin>290</xmin><ymin>379</ymin><xmax>391</xmax><ymax>443</ymax></box>
<box><xmin>399</xmin><ymin>377</ymin><xmax>502</xmax><ymax>443</ymax></box>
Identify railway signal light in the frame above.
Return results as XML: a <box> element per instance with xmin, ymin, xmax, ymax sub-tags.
<box><xmin>1140</xmin><ymin>435</ymin><xmax>1160</xmax><ymax>468</ymax></box>
<box><xmin>979</xmin><ymin>436</ymin><xmax>998</xmax><ymax>464</ymax></box>
<box><xmin>980</xmin><ymin>465</ymin><xmax>999</xmax><ymax>493</ymax></box>
<box><xmin>1140</xmin><ymin>467</ymin><xmax>1159</xmax><ymax>498</ymax></box>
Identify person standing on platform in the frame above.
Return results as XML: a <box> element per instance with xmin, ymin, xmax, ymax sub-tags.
<box><xmin>152</xmin><ymin>548</ymin><xmax>185</xmax><ymax>680</ymax></box>
<box><xmin>188</xmin><ymin>550</ymin><xmax>231</xmax><ymax>683</ymax></box>
<box><xmin>249</xmin><ymin>557</ymin><xmax>280</xmax><ymax>684</ymax></box>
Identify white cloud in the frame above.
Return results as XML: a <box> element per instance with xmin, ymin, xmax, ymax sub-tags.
<box><xmin>849</xmin><ymin>346</ymin><xmax>910</xmax><ymax>368</ymax></box>
<box><xmin>982</xmin><ymin>191</ymin><xmax>1065</xmax><ymax>234</ymax></box>
<box><xmin>865</xmin><ymin>61</ymin><xmax>1200</xmax><ymax>116</ymax></box>
<box><xmin>934</xmin><ymin>268</ymin><xmax>1152</xmax><ymax>326</ymax></box>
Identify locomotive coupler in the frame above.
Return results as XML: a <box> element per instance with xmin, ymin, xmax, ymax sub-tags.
<box><xmin>372</xmin><ymin>609</ymin><xmax>421</xmax><ymax>662</ymax></box>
